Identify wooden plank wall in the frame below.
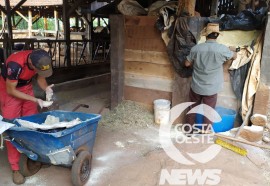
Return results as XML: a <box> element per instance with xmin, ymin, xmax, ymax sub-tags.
<box><xmin>123</xmin><ymin>16</ymin><xmax>173</xmax><ymax>107</ymax></box>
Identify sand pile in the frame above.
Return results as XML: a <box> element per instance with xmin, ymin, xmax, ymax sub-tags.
<box><xmin>100</xmin><ymin>101</ymin><xmax>155</xmax><ymax>130</ymax></box>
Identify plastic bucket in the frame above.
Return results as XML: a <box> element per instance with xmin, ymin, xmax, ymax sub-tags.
<box><xmin>153</xmin><ymin>99</ymin><xmax>171</xmax><ymax>125</ymax></box>
<box><xmin>195</xmin><ymin>106</ymin><xmax>236</xmax><ymax>132</ymax></box>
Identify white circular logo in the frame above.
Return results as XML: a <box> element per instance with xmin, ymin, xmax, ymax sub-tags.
<box><xmin>159</xmin><ymin>102</ymin><xmax>222</xmax><ymax>165</ymax></box>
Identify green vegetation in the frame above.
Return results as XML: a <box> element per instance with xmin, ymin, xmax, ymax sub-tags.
<box><xmin>0</xmin><ymin>16</ymin><xmax>109</xmax><ymax>30</ymax></box>
<box><xmin>0</xmin><ymin>16</ymin><xmax>56</xmax><ymax>30</ymax></box>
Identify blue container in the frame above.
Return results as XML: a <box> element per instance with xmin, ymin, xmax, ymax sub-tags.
<box><xmin>195</xmin><ymin>107</ymin><xmax>236</xmax><ymax>133</ymax></box>
<box><xmin>6</xmin><ymin>110</ymin><xmax>101</xmax><ymax>165</ymax></box>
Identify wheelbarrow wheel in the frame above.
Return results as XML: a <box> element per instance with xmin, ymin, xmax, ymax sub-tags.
<box><xmin>19</xmin><ymin>154</ymin><xmax>42</xmax><ymax>177</ymax></box>
<box><xmin>71</xmin><ymin>151</ymin><xmax>92</xmax><ymax>186</ymax></box>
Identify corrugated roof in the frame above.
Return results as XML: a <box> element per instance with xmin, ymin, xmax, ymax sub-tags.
<box><xmin>0</xmin><ymin>0</ymin><xmax>63</xmax><ymax>7</ymax></box>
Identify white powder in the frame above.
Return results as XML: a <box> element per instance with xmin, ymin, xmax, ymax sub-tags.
<box><xmin>114</xmin><ymin>141</ymin><xmax>125</xmax><ymax>148</ymax></box>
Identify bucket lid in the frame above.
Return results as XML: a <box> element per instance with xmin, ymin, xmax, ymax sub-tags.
<box><xmin>154</xmin><ymin>99</ymin><xmax>171</xmax><ymax>108</ymax></box>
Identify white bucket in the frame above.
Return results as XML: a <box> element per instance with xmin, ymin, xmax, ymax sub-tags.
<box><xmin>153</xmin><ymin>99</ymin><xmax>171</xmax><ymax>125</ymax></box>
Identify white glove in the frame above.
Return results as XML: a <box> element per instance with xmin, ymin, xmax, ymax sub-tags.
<box><xmin>36</xmin><ymin>99</ymin><xmax>53</xmax><ymax>109</ymax></box>
<box><xmin>36</xmin><ymin>99</ymin><xmax>45</xmax><ymax>109</ymax></box>
<box><xmin>45</xmin><ymin>84</ymin><xmax>54</xmax><ymax>101</ymax></box>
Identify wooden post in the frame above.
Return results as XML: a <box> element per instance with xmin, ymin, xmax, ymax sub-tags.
<box><xmin>63</xmin><ymin>0</ymin><xmax>71</xmax><ymax>66</ymax></box>
<box><xmin>44</xmin><ymin>17</ymin><xmax>48</xmax><ymax>37</ymax></box>
<box><xmin>44</xmin><ymin>17</ymin><xmax>48</xmax><ymax>30</ymax></box>
<box><xmin>4</xmin><ymin>0</ymin><xmax>13</xmax><ymax>56</ymax></box>
<box><xmin>210</xmin><ymin>0</ymin><xmax>219</xmax><ymax>17</ymax></box>
<box><xmin>177</xmin><ymin>0</ymin><xmax>196</xmax><ymax>16</ymax></box>
<box><xmin>28</xmin><ymin>10</ymin><xmax>32</xmax><ymax>37</ymax></box>
<box><xmin>86</xmin><ymin>13</ymin><xmax>91</xmax><ymax>59</ymax></box>
<box><xmin>255</xmin><ymin>12</ymin><xmax>270</xmax><ymax>116</ymax></box>
<box><xmin>1</xmin><ymin>11</ymin><xmax>5</xmax><ymax>30</ymax></box>
<box><xmin>261</xmin><ymin>12</ymin><xmax>270</xmax><ymax>84</ymax></box>
<box><xmin>54</xmin><ymin>9</ymin><xmax>59</xmax><ymax>32</ymax></box>
<box><xmin>110</xmin><ymin>15</ymin><xmax>124</xmax><ymax>108</ymax></box>
<box><xmin>75</xmin><ymin>16</ymin><xmax>79</xmax><ymax>31</ymax></box>
<box><xmin>3</xmin><ymin>33</ymin><xmax>9</xmax><ymax>60</ymax></box>
<box><xmin>12</xmin><ymin>15</ymin><xmax>15</xmax><ymax>27</ymax></box>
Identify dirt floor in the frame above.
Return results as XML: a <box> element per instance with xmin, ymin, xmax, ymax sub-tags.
<box><xmin>1</xmin><ymin>82</ymin><xmax>270</xmax><ymax>186</ymax></box>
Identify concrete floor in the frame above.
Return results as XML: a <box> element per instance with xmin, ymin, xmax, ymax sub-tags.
<box><xmin>1</xmin><ymin>82</ymin><xmax>270</xmax><ymax>186</ymax></box>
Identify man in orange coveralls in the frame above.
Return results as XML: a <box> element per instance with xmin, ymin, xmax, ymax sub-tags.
<box><xmin>0</xmin><ymin>49</ymin><xmax>54</xmax><ymax>184</ymax></box>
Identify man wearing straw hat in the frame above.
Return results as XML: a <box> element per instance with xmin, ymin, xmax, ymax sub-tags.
<box><xmin>184</xmin><ymin>22</ymin><xmax>237</xmax><ymax>134</ymax></box>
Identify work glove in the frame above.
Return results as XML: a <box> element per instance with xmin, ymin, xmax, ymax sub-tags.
<box><xmin>229</xmin><ymin>46</ymin><xmax>240</xmax><ymax>52</ymax></box>
<box><xmin>45</xmin><ymin>84</ymin><xmax>54</xmax><ymax>101</ymax></box>
<box><xmin>36</xmin><ymin>99</ymin><xmax>53</xmax><ymax>109</ymax></box>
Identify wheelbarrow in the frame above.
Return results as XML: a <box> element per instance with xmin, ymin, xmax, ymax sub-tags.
<box><xmin>5</xmin><ymin>109</ymin><xmax>101</xmax><ymax>186</ymax></box>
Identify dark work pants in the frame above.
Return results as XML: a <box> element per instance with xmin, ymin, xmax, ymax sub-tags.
<box><xmin>185</xmin><ymin>88</ymin><xmax>217</xmax><ymax>132</ymax></box>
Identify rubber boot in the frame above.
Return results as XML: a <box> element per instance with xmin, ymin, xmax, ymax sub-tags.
<box><xmin>12</xmin><ymin>170</ymin><xmax>25</xmax><ymax>185</ymax></box>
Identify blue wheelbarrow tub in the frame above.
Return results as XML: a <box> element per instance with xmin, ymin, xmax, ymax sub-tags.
<box><xmin>6</xmin><ymin>110</ymin><xmax>101</xmax><ymax>166</ymax></box>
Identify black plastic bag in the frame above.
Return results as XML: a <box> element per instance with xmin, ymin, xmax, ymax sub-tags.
<box><xmin>229</xmin><ymin>62</ymin><xmax>251</xmax><ymax>100</ymax></box>
<box><xmin>220</xmin><ymin>7</ymin><xmax>268</xmax><ymax>31</ymax></box>
<box><xmin>167</xmin><ymin>18</ymin><xmax>197</xmax><ymax>78</ymax></box>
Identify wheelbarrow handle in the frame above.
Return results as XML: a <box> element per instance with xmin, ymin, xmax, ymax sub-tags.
<box><xmin>9</xmin><ymin>139</ymin><xmax>38</xmax><ymax>161</ymax></box>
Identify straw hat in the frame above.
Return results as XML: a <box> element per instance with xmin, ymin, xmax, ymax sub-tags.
<box><xmin>201</xmin><ymin>23</ymin><xmax>221</xmax><ymax>36</ymax></box>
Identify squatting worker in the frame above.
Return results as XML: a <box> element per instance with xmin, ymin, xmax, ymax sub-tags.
<box><xmin>0</xmin><ymin>49</ymin><xmax>54</xmax><ymax>185</ymax></box>
<box><xmin>184</xmin><ymin>23</ymin><xmax>237</xmax><ymax>134</ymax></box>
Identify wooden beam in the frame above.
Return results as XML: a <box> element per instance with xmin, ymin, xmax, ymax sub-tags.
<box><xmin>110</xmin><ymin>15</ymin><xmax>125</xmax><ymax>108</ymax></box>
<box><xmin>1</xmin><ymin>11</ymin><xmax>5</xmax><ymax>30</ymax></box>
<box><xmin>5</xmin><ymin>0</ymin><xmax>13</xmax><ymax>55</ymax></box>
<box><xmin>124</xmin><ymin>72</ymin><xmax>173</xmax><ymax>92</ymax></box>
<box><xmin>44</xmin><ymin>17</ymin><xmax>48</xmax><ymax>37</ymax></box>
<box><xmin>177</xmin><ymin>0</ymin><xmax>196</xmax><ymax>16</ymax></box>
<box><xmin>32</xmin><ymin>14</ymin><xmax>39</xmax><ymax>23</ymax></box>
<box><xmin>3</xmin><ymin>33</ymin><xmax>9</xmax><ymax>60</ymax></box>
<box><xmin>75</xmin><ymin>9</ymin><xmax>90</xmax><ymax>25</ymax></box>
<box><xmin>68</xmin><ymin>0</ymin><xmax>85</xmax><ymax>16</ymax></box>
<box><xmin>75</xmin><ymin>16</ymin><xmax>79</xmax><ymax>30</ymax></box>
<box><xmin>10</xmin><ymin>0</ymin><xmax>27</xmax><ymax>14</ymax></box>
<box><xmin>28</xmin><ymin>10</ymin><xmax>32</xmax><ymax>37</ymax></box>
<box><xmin>124</xmin><ymin>49</ymin><xmax>170</xmax><ymax>65</ymax></box>
<box><xmin>54</xmin><ymin>9</ymin><xmax>59</xmax><ymax>31</ymax></box>
<box><xmin>63</xmin><ymin>0</ymin><xmax>71</xmax><ymax>66</ymax></box>
<box><xmin>125</xmin><ymin>61</ymin><xmax>174</xmax><ymax>79</ymax></box>
<box><xmin>252</xmin><ymin>0</ymin><xmax>256</xmax><ymax>11</ymax></box>
<box><xmin>261</xmin><ymin>13</ymin><xmax>270</xmax><ymax>84</ymax></box>
<box><xmin>124</xmin><ymin>86</ymin><xmax>172</xmax><ymax>108</ymax></box>
<box><xmin>81</xmin><ymin>14</ymin><xmax>90</xmax><ymax>25</ymax></box>
<box><xmin>210</xmin><ymin>0</ymin><xmax>219</xmax><ymax>17</ymax></box>
<box><xmin>15</xmin><ymin>11</ymin><xmax>29</xmax><ymax>22</ymax></box>
<box><xmin>32</xmin><ymin>16</ymin><xmax>41</xmax><ymax>25</ymax></box>
<box><xmin>0</xmin><ymin>5</ymin><xmax>6</xmax><ymax>14</ymax></box>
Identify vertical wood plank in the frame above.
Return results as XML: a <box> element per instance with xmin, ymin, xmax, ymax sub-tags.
<box><xmin>28</xmin><ymin>10</ymin><xmax>32</xmax><ymax>37</ymax></box>
<box><xmin>110</xmin><ymin>15</ymin><xmax>125</xmax><ymax>109</ymax></box>
<box><xmin>261</xmin><ymin>13</ymin><xmax>270</xmax><ymax>85</ymax></box>
<box><xmin>210</xmin><ymin>0</ymin><xmax>219</xmax><ymax>17</ymax></box>
<box><xmin>178</xmin><ymin>0</ymin><xmax>196</xmax><ymax>16</ymax></box>
<box><xmin>1</xmin><ymin>11</ymin><xmax>5</xmax><ymax>30</ymax></box>
<box><xmin>63</xmin><ymin>0</ymin><xmax>71</xmax><ymax>66</ymax></box>
<box><xmin>54</xmin><ymin>9</ymin><xmax>59</xmax><ymax>32</ymax></box>
<box><xmin>4</xmin><ymin>0</ymin><xmax>12</xmax><ymax>55</ymax></box>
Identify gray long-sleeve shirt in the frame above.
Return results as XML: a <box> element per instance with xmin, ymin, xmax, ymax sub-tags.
<box><xmin>186</xmin><ymin>40</ymin><xmax>234</xmax><ymax>95</ymax></box>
